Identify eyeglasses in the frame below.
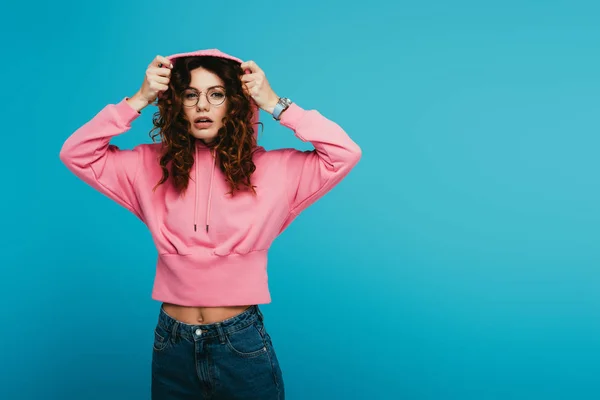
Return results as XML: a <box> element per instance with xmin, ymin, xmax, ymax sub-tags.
<box><xmin>182</xmin><ymin>87</ymin><xmax>227</xmax><ymax>107</ymax></box>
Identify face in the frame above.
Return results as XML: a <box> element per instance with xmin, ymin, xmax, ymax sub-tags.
<box><xmin>182</xmin><ymin>67</ymin><xmax>229</xmax><ymax>144</ymax></box>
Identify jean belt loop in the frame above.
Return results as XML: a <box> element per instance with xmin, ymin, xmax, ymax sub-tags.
<box><xmin>215</xmin><ymin>323</ymin><xmax>226</xmax><ymax>344</ymax></box>
<box><xmin>171</xmin><ymin>320</ymin><xmax>179</xmax><ymax>342</ymax></box>
<box><xmin>256</xmin><ymin>305</ymin><xmax>264</xmax><ymax>321</ymax></box>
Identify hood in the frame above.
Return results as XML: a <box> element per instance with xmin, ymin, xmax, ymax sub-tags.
<box><xmin>165</xmin><ymin>49</ymin><xmax>261</xmax><ymax>234</ymax></box>
<box><xmin>166</xmin><ymin>48</ymin><xmax>261</xmax><ymax>139</ymax></box>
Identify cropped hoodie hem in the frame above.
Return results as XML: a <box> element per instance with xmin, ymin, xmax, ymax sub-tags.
<box><xmin>154</xmin><ymin>250</ymin><xmax>271</xmax><ymax>307</ymax></box>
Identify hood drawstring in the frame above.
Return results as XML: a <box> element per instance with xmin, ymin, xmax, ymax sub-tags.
<box><xmin>194</xmin><ymin>144</ymin><xmax>199</xmax><ymax>231</ymax></box>
<box><xmin>206</xmin><ymin>149</ymin><xmax>216</xmax><ymax>233</ymax></box>
<box><xmin>193</xmin><ymin>144</ymin><xmax>216</xmax><ymax>233</ymax></box>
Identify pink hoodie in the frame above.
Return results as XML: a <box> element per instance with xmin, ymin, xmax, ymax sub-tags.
<box><xmin>59</xmin><ymin>49</ymin><xmax>362</xmax><ymax>306</ymax></box>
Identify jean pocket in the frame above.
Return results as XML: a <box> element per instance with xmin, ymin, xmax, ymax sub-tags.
<box><xmin>225</xmin><ymin>322</ymin><xmax>268</xmax><ymax>358</ymax></box>
<box><xmin>153</xmin><ymin>323</ymin><xmax>171</xmax><ymax>352</ymax></box>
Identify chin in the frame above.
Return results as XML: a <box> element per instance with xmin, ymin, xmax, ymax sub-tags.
<box><xmin>190</xmin><ymin>128</ymin><xmax>219</xmax><ymax>143</ymax></box>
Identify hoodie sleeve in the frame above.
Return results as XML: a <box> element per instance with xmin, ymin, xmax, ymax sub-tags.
<box><xmin>278</xmin><ymin>103</ymin><xmax>362</xmax><ymax>216</ymax></box>
<box><xmin>59</xmin><ymin>97</ymin><xmax>145</xmax><ymax>220</ymax></box>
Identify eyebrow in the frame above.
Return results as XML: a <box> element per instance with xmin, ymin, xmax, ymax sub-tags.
<box><xmin>187</xmin><ymin>85</ymin><xmax>225</xmax><ymax>91</ymax></box>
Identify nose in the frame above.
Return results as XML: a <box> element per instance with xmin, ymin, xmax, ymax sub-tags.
<box><xmin>196</xmin><ymin>94</ymin><xmax>210</xmax><ymax>110</ymax></box>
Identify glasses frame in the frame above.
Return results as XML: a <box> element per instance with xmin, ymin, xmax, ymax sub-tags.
<box><xmin>181</xmin><ymin>86</ymin><xmax>227</xmax><ymax>107</ymax></box>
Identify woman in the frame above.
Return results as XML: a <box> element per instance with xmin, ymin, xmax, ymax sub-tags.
<box><xmin>59</xmin><ymin>48</ymin><xmax>362</xmax><ymax>399</ymax></box>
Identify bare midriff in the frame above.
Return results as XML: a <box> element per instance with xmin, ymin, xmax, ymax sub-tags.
<box><xmin>161</xmin><ymin>303</ymin><xmax>253</xmax><ymax>325</ymax></box>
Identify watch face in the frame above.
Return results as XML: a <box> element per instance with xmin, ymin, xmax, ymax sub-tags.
<box><xmin>280</xmin><ymin>97</ymin><xmax>291</xmax><ymax>106</ymax></box>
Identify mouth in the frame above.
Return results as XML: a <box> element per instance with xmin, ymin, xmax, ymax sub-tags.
<box><xmin>193</xmin><ymin>116</ymin><xmax>214</xmax><ymax>129</ymax></box>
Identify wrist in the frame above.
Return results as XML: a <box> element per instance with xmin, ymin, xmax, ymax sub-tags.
<box><xmin>126</xmin><ymin>92</ymin><xmax>150</xmax><ymax>113</ymax></box>
<box><xmin>264</xmin><ymin>94</ymin><xmax>279</xmax><ymax>115</ymax></box>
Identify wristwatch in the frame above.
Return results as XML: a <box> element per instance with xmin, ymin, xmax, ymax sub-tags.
<box><xmin>272</xmin><ymin>97</ymin><xmax>292</xmax><ymax>121</ymax></box>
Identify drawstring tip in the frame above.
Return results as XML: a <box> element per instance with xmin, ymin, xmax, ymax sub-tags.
<box><xmin>194</xmin><ymin>224</ymin><xmax>197</xmax><ymax>232</ymax></box>
<box><xmin>206</xmin><ymin>225</ymin><xmax>209</xmax><ymax>233</ymax></box>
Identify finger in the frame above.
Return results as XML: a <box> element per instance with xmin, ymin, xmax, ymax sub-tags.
<box><xmin>240</xmin><ymin>60</ymin><xmax>262</xmax><ymax>74</ymax></box>
<box><xmin>153</xmin><ymin>55</ymin><xmax>173</xmax><ymax>69</ymax></box>
<box><xmin>241</xmin><ymin>73</ymin><xmax>260</xmax><ymax>83</ymax></box>
<box><xmin>156</xmin><ymin>61</ymin><xmax>172</xmax><ymax>69</ymax></box>
<box><xmin>243</xmin><ymin>81</ymin><xmax>257</xmax><ymax>96</ymax></box>
<box><xmin>149</xmin><ymin>66</ymin><xmax>172</xmax><ymax>77</ymax></box>
<box><xmin>151</xmin><ymin>75</ymin><xmax>170</xmax><ymax>85</ymax></box>
<box><xmin>156</xmin><ymin>55</ymin><xmax>173</xmax><ymax>68</ymax></box>
<box><xmin>155</xmin><ymin>83</ymin><xmax>169</xmax><ymax>92</ymax></box>
<box><xmin>242</xmin><ymin>84</ymin><xmax>250</xmax><ymax>96</ymax></box>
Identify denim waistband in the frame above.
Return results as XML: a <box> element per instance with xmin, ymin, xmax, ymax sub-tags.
<box><xmin>157</xmin><ymin>304</ymin><xmax>263</xmax><ymax>342</ymax></box>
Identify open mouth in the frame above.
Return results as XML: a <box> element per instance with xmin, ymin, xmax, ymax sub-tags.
<box><xmin>194</xmin><ymin>116</ymin><xmax>214</xmax><ymax>129</ymax></box>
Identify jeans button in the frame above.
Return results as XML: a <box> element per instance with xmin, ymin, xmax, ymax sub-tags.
<box><xmin>195</xmin><ymin>328</ymin><xmax>202</xmax><ymax>336</ymax></box>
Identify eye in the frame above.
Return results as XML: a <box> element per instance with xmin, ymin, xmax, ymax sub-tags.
<box><xmin>184</xmin><ymin>92</ymin><xmax>199</xmax><ymax>99</ymax></box>
<box><xmin>209</xmin><ymin>88</ymin><xmax>226</xmax><ymax>98</ymax></box>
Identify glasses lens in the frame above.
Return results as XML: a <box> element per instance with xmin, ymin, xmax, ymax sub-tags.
<box><xmin>207</xmin><ymin>87</ymin><xmax>226</xmax><ymax>105</ymax></box>
<box><xmin>182</xmin><ymin>89</ymin><xmax>199</xmax><ymax>107</ymax></box>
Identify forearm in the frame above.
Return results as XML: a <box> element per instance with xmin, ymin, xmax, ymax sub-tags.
<box><xmin>126</xmin><ymin>91</ymin><xmax>150</xmax><ymax>113</ymax></box>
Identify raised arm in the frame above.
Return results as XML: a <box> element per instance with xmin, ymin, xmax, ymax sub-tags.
<box><xmin>59</xmin><ymin>55</ymin><xmax>174</xmax><ymax>220</ymax></box>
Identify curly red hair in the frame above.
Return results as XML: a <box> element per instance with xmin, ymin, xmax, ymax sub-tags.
<box><xmin>149</xmin><ymin>56</ymin><xmax>261</xmax><ymax>196</ymax></box>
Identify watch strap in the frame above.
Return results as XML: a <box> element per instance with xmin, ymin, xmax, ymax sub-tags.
<box><xmin>272</xmin><ymin>97</ymin><xmax>292</xmax><ymax>120</ymax></box>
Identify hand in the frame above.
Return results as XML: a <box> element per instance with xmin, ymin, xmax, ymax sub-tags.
<box><xmin>240</xmin><ymin>60</ymin><xmax>279</xmax><ymax>114</ymax></box>
<box><xmin>130</xmin><ymin>55</ymin><xmax>173</xmax><ymax>110</ymax></box>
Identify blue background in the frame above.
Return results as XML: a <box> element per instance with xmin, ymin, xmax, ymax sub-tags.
<box><xmin>3</xmin><ymin>0</ymin><xmax>600</xmax><ymax>399</ymax></box>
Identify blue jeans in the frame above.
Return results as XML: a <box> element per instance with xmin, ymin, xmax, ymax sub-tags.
<box><xmin>151</xmin><ymin>304</ymin><xmax>285</xmax><ymax>399</ymax></box>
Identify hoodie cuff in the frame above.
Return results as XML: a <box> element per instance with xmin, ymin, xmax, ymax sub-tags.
<box><xmin>278</xmin><ymin>103</ymin><xmax>305</xmax><ymax>131</ymax></box>
<box><xmin>118</xmin><ymin>97</ymin><xmax>143</xmax><ymax>124</ymax></box>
